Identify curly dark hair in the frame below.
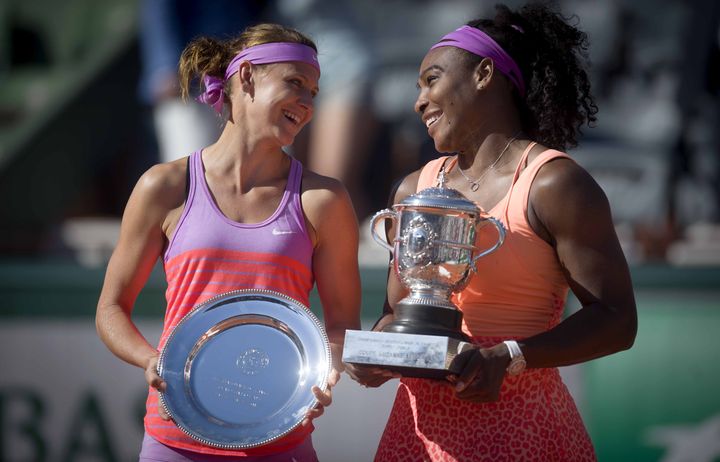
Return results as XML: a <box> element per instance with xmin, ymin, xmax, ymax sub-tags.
<box><xmin>465</xmin><ymin>2</ymin><xmax>597</xmax><ymax>150</ymax></box>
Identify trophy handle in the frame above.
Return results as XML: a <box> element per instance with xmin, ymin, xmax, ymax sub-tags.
<box><xmin>471</xmin><ymin>217</ymin><xmax>506</xmax><ymax>270</ymax></box>
<box><xmin>370</xmin><ymin>209</ymin><xmax>397</xmax><ymax>253</ymax></box>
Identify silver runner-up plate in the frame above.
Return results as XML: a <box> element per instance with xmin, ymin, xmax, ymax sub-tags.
<box><xmin>157</xmin><ymin>289</ymin><xmax>331</xmax><ymax>449</ymax></box>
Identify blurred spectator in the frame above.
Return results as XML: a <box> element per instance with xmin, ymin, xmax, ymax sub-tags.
<box><xmin>138</xmin><ymin>0</ymin><xmax>269</xmax><ymax>163</ymax></box>
<box><xmin>274</xmin><ymin>0</ymin><xmax>380</xmax><ymax>220</ymax></box>
<box><xmin>672</xmin><ymin>0</ymin><xmax>720</xmax><ymax>227</ymax></box>
<box><xmin>664</xmin><ymin>0</ymin><xmax>720</xmax><ymax>265</ymax></box>
<box><xmin>556</xmin><ymin>0</ymin><xmax>703</xmax><ymax>261</ymax></box>
<box><xmin>359</xmin><ymin>0</ymin><xmax>484</xmax><ymax>183</ymax></box>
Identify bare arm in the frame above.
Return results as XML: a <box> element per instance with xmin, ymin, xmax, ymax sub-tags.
<box><xmin>346</xmin><ymin>171</ymin><xmax>419</xmax><ymax>388</ymax></box>
<box><xmin>300</xmin><ymin>174</ymin><xmax>362</xmax><ymax>420</ymax></box>
<box><xmin>451</xmin><ymin>157</ymin><xmax>636</xmax><ymax>403</ymax></box>
<box><xmin>520</xmin><ymin>158</ymin><xmax>637</xmax><ymax>367</ymax></box>
<box><xmin>95</xmin><ymin>163</ymin><xmax>185</xmax><ymax>394</ymax></box>
<box><xmin>373</xmin><ymin>171</ymin><xmax>421</xmax><ymax>332</ymax></box>
<box><xmin>302</xmin><ymin>174</ymin><xmax>362</xmax><ymax>367</ymax></box>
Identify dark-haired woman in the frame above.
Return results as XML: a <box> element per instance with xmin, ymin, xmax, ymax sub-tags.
<box><xmin>96</xmin><ymin>23</ymin><xmax>361</xmax><ymax>461</ymax></box>
<box><xmin>348</xmin><ymin>3</ymin><xmax>636</xmax><ymax>461</ymax></box>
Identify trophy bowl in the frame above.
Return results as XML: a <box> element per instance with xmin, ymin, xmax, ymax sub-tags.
<box><xmin>370</xmin><ymin>186</ymin><xmax>505</xmax><ymax>340</ymax></box>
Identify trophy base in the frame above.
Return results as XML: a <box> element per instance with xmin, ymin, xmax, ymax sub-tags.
<box><xmin>342</xmin><ymin>303</ymin><xmax>475</xmax><ymax>379</ymax></box>
<box><xmin>342</xmin><ymin>330</ymin><xmax>474</xmax><ymax>379</ymax></box>
<box><xmin>381</xmin><ymin>303</ymin><xmax>471</xmax><ymax>342</ymax></box>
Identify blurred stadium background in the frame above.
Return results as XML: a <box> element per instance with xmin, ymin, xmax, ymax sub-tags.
<box><xmin>1</xmin><ymin>0</ymin><xmax>718</xmax><ymax>461</ymax></box>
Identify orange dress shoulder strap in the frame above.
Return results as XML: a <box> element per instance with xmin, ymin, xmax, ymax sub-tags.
<box><xmin>416</xmin><ymin>156</ymin><xmax>453</xmax><ymax>192</ymax></box>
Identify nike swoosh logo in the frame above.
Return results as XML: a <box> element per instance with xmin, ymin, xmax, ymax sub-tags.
<box><xmin>272</xmin><ymin>229</ymin><xmax>296</xmax><ymax>235</ymax></box>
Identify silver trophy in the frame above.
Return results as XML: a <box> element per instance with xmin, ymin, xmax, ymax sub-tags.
<box><xmin>343</xmin><ymin>175</ymin><xmax>505</xmax><ymax>379</ymax></box>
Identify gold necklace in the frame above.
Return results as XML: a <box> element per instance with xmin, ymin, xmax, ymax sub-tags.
<box><xmin>457</xmin><ymin>133</ymin><xmax>519</xmax><ymax>192</ymax></box>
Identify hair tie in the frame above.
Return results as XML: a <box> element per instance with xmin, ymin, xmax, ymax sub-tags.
<box><xmin>196</xmin><ymin>75</ymin><xmax>225</xmax><ymax>114</ymax></box>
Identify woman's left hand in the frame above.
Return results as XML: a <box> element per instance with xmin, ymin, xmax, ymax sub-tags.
<box><xmin>302</xmin><ymin>368</ymin><xmax>341</xmax><ymax>426</ymax></box>
<box><xmin>449</xmin><ymin>343</ymin><xmax>511</xmax><ymax>403</ymax></box>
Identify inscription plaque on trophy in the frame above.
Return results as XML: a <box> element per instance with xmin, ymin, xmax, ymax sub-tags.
<box><xmin>343</xmin><ymin>176</ymin><xmax>505</xmax><ymax>379</ymax></box>
<box><xmin>342</xmin><ymin>330</ymin><xmax>476</xmax><ymax>377</ymax></box>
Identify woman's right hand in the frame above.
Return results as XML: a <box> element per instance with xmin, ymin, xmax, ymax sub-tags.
<box><xmin>344</xmin><ymin>363</ymin><xmax>400</xmax><ymax>388</ymax></box>
<box><xmin>144</xmin><ymin>355</ymin><xmax>171</xmax><ymax>420</ymax></box>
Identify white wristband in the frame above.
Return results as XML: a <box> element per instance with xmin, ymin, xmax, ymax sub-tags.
<box><xmin>503</xmin><ymin>340</ymin><xmax>527</xmax><ymax>376</ymax></box>
<box><xmin>503</xmin><ymin>340</ymin><xmax>522</xmax><ymax>358</ymax></box>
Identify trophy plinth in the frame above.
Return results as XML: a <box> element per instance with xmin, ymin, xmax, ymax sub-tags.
<box><xmin>343</xmin><ymin>184</ymin><xmax>505</xmax><ymax>379</ymax></box>
<box><xmin>343</xmin><ymin>329</ymin><xmax>473</xmax><ymax>379</ymax></box>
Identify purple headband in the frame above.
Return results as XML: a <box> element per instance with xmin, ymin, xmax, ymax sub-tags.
<box><xmin>430</xmin><ymin>25</ymin><xmax>526</xmax><ymax>96</ymax></box>
<box><xmin>197</xmin><ymin>42</ymin><xmax>320</xmax><ymax>114</ymax></box>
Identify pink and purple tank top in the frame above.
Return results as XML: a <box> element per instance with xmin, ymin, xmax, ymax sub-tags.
<box><xmin>144</xmin><ymin>151</ymin><xmax>315</xmax><ymax>456</ymax></box>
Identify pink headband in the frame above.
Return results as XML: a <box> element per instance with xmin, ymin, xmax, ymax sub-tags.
<box><xmin>430</xmin><ymin>25</ymin><xmax>526</xmax><ymax>96</ymax></box>
<box><xmin>197</xmin><ymin>42</ymin><xmax>320</xmax><ymax>114</ymax></box>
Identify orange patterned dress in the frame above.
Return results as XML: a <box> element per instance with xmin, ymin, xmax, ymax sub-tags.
<box><xmin>374</xmin><ymin>144</ymin><xmax>596</xmax><ymax>462</ymax></box>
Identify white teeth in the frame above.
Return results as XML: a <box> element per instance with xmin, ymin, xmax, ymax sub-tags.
<box><xmin>425</xmin><ymin>114</ymin><xmax>440</xmax><ymax>128</ymax></box>
<box><xmin>283</xmin><ymin>110</ymin><xmax>300</xmax><ymax>124</ymax></box>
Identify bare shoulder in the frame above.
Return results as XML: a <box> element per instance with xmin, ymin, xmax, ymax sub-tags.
<box><xmin>133</xmin><ymin>158</ymin><xmax>188</xmax><ymax>210</ymax></box>
<box><xmin>393</xmin><ymin>169</ymin><xmax>422</xmax><ymax>204</ymax></box>
<box><xmin>532</xmin><ymin>153</ymin><xmax>605</xmax><ymax>205</ymax></box>
<box><xmin>300</xmin><ymin>169</ymin><xmax>351</xmax><ymax>210</ymax></box>
<box><xmin>300</xmin><ymin>169</ymin><xmax>359</xmax><ymax>246</ymax></box>
<box><xmin>301</xmin><ymin>169</ymin><xmax>347</xmax><ymax>195</ymax></box>
<box><xmin>530</xmin><ymin>150</ymin><xmax>612</xmax><ymax>236</ymax></box>
<box><xmin>300</xmin><ymin>169</ymin><xmax>355</xmax><ymax>223</ymax></box>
